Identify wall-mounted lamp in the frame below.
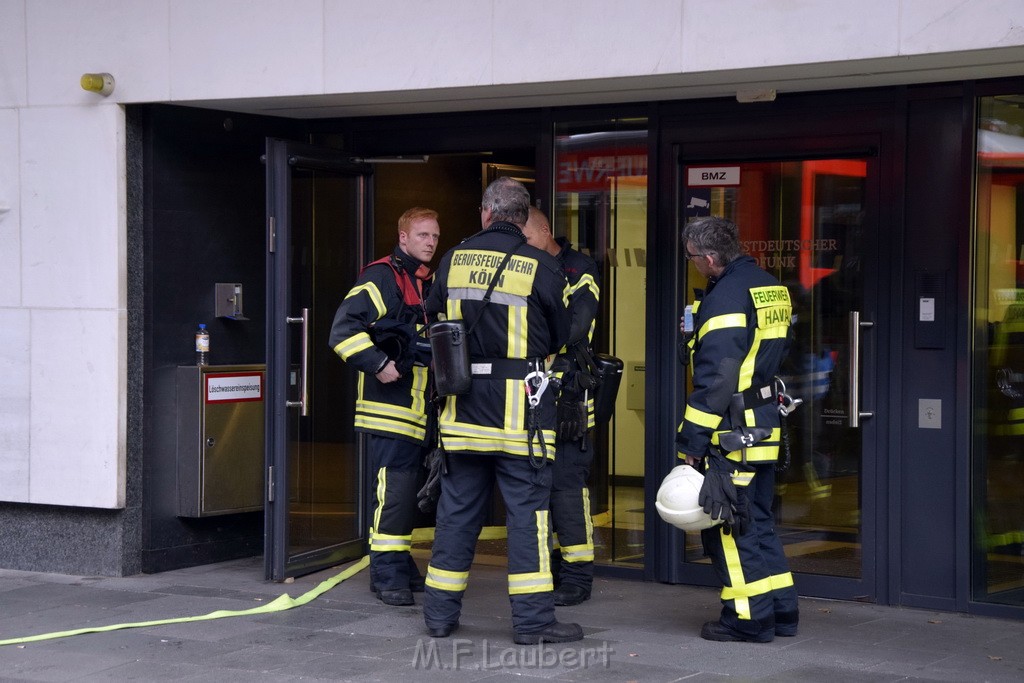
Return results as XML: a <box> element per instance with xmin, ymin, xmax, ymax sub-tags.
<box><xmin>81</xmin><ymin>73</ymin><xmax>115</xmax><ymax>97</ymax></box>
<box><xmin>736</xmin><ymin>88</ymin><xmax>777</xmax><ymax>103</ymax></box>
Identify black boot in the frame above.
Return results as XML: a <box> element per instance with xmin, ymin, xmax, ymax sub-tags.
<box><xmin>552</xmin><ymin>583</ymin><xmax>590</xmax><ymax>606</ymax></box>
<box><xmin>774</xmin><ymin>611</ymin><xmax>799</xmax><ymax>637</ymax></box>
<box><xmin>513</xmin><ymin>621</ymin><xmax>583</xmax><ymax>645</ymax></box>
<box><xmin>427</xmin><ymin>622</ymin><xmax>458</xmax><ymax>638</ymax></box>
<box><xmin>700</xmin><ymin>620</ymin><xmax>772</xmax><ymax>643</ymax></box>
<box><xmin>376</xmin><ymin>588</ymin><xmax>414</xmax><ymax>606</ymax></box>
<box><xmin>371</xmin><ymin>579</ymin><xmax>424</xmax><ymax>594</ymax></box>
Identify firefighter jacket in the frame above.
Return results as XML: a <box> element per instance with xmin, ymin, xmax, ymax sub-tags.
<box><xmin>557</xmin><ymin>237</ymin><xmax>600</xmax><ymax>349</ymax></box>
<box><xmin>425</xmin><ymin>222</ymin><xmax>571</xmax><ymax>459</ymax></box>
<box><xmin>676</xmin><ymin>255</ymin><xmax>792</xmax><ymax>463</ymax></box>
<box><xmin>329</xmin><ymin>246</ymin><xmax>432</xmax><ymax>445</ymax></box>
<box><xmin>553</xmin><ymin>237</ymin><xmax>600</xmax><ymax>428</ymax></box>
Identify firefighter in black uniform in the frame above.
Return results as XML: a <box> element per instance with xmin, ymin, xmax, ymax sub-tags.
<box><xmin>676</xmin><ymin>216</ymin><xmax>800</xmax><ymax>642</ymax></box>
<box><xmin>328</xmin><ymin>207</ymin><xmax>440</xmax><ymax>607</ymax></box>
<box><xmin>522</xmin><ymin>207</ymin><xmax>601</xmax><ymax>607</ymax></box>
<box><xmin>422</xmin><ymin>178</ymin><xmax>582</xmax><ymax>644</ymax></box>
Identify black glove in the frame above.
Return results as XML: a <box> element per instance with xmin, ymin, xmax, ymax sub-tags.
<box><xmin>560</xmin><ymin>370</ymin><xmax>597</xmax><ymax>396</ymax></box>
<box><xmin>416</xmin><ymin>447</ymin><xmax>447</xmax><ymax>514</ymax></box>
<box><xmin>556</xmin><ymin>393</ymin><xmax>587</xmax><ymax>442</ymax></box>
<box><xmin>567</xmin><ymin>340</ymin><xmax>600</xmax><ymax>392</ymax></box>
<box><xmin>731</xmin><ymin>488</ymin><xmax>750</xmax><ymax>536</ymax></box>
<box><xmin>698</xmin><ymin>454</ymin><xmax>739</xmax><ymax>527</ymax></box>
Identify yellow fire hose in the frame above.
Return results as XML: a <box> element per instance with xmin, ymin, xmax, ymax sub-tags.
<box><xmin>0</xmin><ymin>525</ymin><xmax>508</xmax><ymax>647</ymax></box>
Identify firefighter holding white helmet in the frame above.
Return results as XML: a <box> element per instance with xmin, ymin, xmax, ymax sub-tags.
<box><xmin>673</xmin><ymin>216</ymin><xmax>800</xmax><ymax>643</ymax></box>
<box><xmin>655</xmin><ymin>464</ymin><xmax>721</xmax><ymax>532</ymax></box>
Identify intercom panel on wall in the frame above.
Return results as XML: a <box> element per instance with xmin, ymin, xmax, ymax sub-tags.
<box><xmin>915</xmin><ymin>270</ymin><xmax>947</xmax><ymax>349</ymax></box>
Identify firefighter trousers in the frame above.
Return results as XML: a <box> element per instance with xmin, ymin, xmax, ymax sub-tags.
<box><xmin>366</xmin><ymin>435</ymin><xmax>426</xmax><ymax>592</ymax></box>
<box><xmin>550</xmin><ymin>433</ymin><xmax>595</xmax><ymax>589</ymax></box>
<box><xmin>701</xmin><ymin>461</ymin><xmax>799</xmax><ymax>639</ymax></box>
<box><xmin>424</xmin><ymin>452</ymin><xmax>556</xmax><ymax>634</ymax></box>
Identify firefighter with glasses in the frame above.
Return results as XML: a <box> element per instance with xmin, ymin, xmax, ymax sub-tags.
<box><xmin>677</xmin><ymin>216</ymin><xmax>800</xmax><ymax>642</ymax></box>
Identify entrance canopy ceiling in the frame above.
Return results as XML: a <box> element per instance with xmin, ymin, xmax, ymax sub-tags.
<box><xmin>178</xmin><ymin>48</ymin><xmax>1024</xmax><ymax>119</ymax></box>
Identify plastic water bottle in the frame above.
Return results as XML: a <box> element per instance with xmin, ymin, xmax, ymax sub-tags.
<box><xmin>195</xmin><ymin>324</ymin><xmax>210</xmax><ymax>366</ymax></box>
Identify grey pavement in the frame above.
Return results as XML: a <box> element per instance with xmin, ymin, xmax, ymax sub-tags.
<box><xmin>1</xmin><ymin>555</ymin><xmax>1023</xmax><ymax>682</ymax></box>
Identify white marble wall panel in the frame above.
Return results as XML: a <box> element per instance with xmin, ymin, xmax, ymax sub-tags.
<box><xmin>26</xmin><ymin>0</ymin><xmax>170</xmax><ymax>106</ymax></box>
<box><xmin>0</xmin><ymin>108</ymin><xmax>19</xmax><ymax>307</ymax></box>
<box><xmin>495</xmin><ymin>0</ymin><xmax>684</xmax><ymax>83</ymax></box>
<box><xmin>20</xmin><ymin>105</ymin><xmax>125</xmax><ymax>310</ymax></box>
<box><xmin>0</xmin><ymin>309</ymin><xmax>30</xmax><ymax>502</ymax></box>
<box><xmin>901</xmin><ymin>0</ymin><xmax>1024</xmax><ymax>54</ymax></box>
<box><xmin>680</xmin><ymin>0</ymin><xmax>901</xmax><ymax>72</ymax></box>
<box><xmin>324</xmin><ymin>0</ymin><xmax>492</xmax><ymax>93</ymax></box>
<box><xmin>29</xmin><ymin>308</ymin><xmax>124</xmax><ymax>508</ymax></box>
<box><xmin>9</xmin><ymin>0</ymin><xmax>1024</xmax><ymax>108</ymax></box>
<box><xmin>0</xmin><ymin>0</ymin><xmax>27</xmax><ymax>107</ymax></box>
<box><xmin>169</xmin><ymin>0</ymin><xmax>323</xmax><ymax>100</ymax></box>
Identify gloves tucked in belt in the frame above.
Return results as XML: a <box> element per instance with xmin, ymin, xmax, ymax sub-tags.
<box><xmin>416</xmin><ymin>447</ymin><xmax>447</xmax><ymax>514</ymax></box>
<box><xmin>731</xmin><ymin>488</ymin><xmax>749</xmax><ymax>536</ymax></box>
<box><xmin>699</xmin><ymin>453</ymin><xmax>745</xmax><ymax>532</ymax></box>
<box><xmin>557</xmin><ymin>366</ymin><xmax>598</xmax><ymax>398</ymax></box>
<box><xmin>556</xmin><ymin>390</ymin><xmax>587</xmax><ymax>442</ymax></box>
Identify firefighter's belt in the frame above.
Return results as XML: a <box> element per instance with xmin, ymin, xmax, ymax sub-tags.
<box><xmin>470</xmin><ymin>358</ymin><xmax>543</xmax><ymax>379</ymax></box>
<box><xmin>718</xmin><ymin>426</ymin><xmax>773</xmax><ymax>453</ymax></box>
<box><xmin>549</xmin><ymin>354</ymin><xmax>573</xmax><ymax>374</ymax></box>
<box><xmin>740</xmin><ymin>384</ymin><xmax>776</xmax><ymax>410</ymax></box>
<box><xmin>718</xmin><ymin>386</ymin><xmax>774</xmax><ymax>455</ymax></box>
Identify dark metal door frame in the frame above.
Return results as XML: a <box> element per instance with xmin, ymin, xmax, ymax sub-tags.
<box><xmin>652</xmin><ymin>128</ymin><xmax>891</xmax><ymax>604</ymax></box>
<box><xmin>264</xmin><ymin>138</ymin><xmax>373</xmax><ymax>580</ymax></box>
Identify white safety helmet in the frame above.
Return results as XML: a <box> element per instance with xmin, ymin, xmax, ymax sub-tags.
<box><xmin>655</xmin><ymin>464</ymin><xmax>722</xmax><ymax>532</ymax></box>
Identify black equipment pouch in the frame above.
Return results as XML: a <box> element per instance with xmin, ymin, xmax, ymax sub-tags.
<box><xmin>591</xmin><ymin>353</ymin><xmax>624</xmax><ymax>425</ymax></box>
<box><xmin>429</xmin><ymin>320</ymin><xmax>471</xmax><ymax>396</ymax></box>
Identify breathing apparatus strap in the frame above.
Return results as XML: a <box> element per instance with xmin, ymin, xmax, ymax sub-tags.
<box><xmin>464</xmin><ymin>239</ymin><xmax>523</xmax><ymax>336</ymax></box>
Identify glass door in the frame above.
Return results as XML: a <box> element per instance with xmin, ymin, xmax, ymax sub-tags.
<box><xmin>552</xmin><ymin>122</ymin><xmax>649</xmax><ymax>573</ymax></box>
<box><xmin>973</xmin><ymin>95</ymin><xmax>1024</xmax><ymax>608</ymax></box>
<box><xmin>674</xmin><ymin>152</ymin><xmax>881</xmax><ymax>600</ymax></box>
<box><xmin>265</xmin><ymin>139</ymin><xmax>373</xmax><ymax>580</ymax></box>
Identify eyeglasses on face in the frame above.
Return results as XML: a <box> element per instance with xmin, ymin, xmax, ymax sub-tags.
<box><xmin>684</xmin><ymin>250</ymin><xmax>708</xmax><ymax>261</ymax></box>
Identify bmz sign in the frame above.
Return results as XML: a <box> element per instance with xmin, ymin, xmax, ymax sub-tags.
<box><xmin>686</xmin><ymin>166</ymin><xmax>741</xmax><ymax>186</ymax></box>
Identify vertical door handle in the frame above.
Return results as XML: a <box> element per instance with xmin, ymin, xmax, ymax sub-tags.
<box><xmin>848</xmin><ymin>311</ymin><xmax>873</xmax><ymax>427</ymax></box>
<box><xmin>285</xmin><ymin>308</ymin><xmax>309</xmax><ymax>416</ymax></box>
